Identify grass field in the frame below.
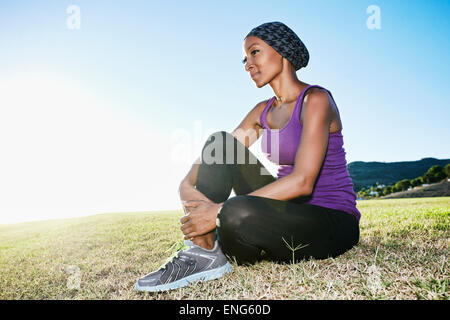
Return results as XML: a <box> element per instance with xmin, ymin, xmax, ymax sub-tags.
<box><xmin>0</xmin><ymin>197</ymin><xmax>448</xmax><ymax>300</ymax></box>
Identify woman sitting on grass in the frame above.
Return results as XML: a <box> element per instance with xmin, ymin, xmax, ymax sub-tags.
<box><xmin>135</xmin><ymin>21</ymin><xmax>361</xmax><ymax>292</ymax></box>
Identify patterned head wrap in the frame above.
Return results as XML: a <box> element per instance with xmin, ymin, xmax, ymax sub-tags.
<box><xmin>244</xmin><ymin>21</ymin><xmax>309</xmax><ymax>71</ymax></box>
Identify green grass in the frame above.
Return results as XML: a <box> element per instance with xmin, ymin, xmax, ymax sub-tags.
<box><xmin>0</xmin><ymin>198</ymin><xmax>449</xmax><ymax>300</ymax></box>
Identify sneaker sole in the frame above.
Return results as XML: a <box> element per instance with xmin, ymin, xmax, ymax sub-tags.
<box><xmin>135</xmin><ymin>262</ymin><xmax>233</xmax><ymax>292</ymax></box>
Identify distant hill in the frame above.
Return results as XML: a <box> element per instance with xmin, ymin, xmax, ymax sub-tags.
<box><xmin>347</xmin><ymin>157</ymin><xmax>450</xmax><ymax>192</ymax></box>
<box><xmin>380</xmin><ymin>180</ymin><xmax>450</xmax><ymax>199</ymax></box>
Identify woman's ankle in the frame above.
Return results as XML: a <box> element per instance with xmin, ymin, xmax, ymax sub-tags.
<box><xmin>192</xmin><ymin>233</ymin><xmax>215</xmax><ymax>250</ymax></box>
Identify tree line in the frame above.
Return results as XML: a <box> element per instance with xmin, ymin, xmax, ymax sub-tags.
<box><xmin>357</xmin><ymin>164</ymin><xmax>450</xmax><ymax>199</ymax></box>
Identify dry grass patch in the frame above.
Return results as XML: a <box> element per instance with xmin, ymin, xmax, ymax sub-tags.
<box><xmin>0</xmin><ymin>198</ymin><xmax>448</xmax><ymax>300</ymax></box>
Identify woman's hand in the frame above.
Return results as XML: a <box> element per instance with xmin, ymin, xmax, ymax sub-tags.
<box><xmin>180</xmin><ymin>200</ymin><xmax>223</xmax><ymax>240</ymax></box>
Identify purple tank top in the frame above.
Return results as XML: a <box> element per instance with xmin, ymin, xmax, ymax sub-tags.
<box><xmin>259</xmin><ymin>85</ymin><xmax>361</xmax><ymax>222</ymax></box>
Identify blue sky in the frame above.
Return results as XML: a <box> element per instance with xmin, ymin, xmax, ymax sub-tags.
<box><xmin>0</xmin><ymin>0</ymin><xmax>449</xmax><ymax>223</ymax></box>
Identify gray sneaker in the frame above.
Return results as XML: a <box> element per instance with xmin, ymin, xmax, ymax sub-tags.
<box><xmin>135</xmin><ymin>240</ymin><xmax>232</xmax><ymax>292</ymax></box>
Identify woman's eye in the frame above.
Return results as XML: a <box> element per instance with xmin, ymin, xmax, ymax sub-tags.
<box><xmin>241</xmin><ymin>50</ymin><xmax>259</xmax><ymax>64</ymax></box>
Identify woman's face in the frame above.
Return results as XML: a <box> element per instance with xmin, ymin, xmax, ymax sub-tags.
<box><xmin>242</xmin><ymin>36</ymin><xmax>283</xmax><ymax>87</ymax></box>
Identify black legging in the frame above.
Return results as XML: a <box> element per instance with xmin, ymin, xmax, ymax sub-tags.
<box><xmin>195</xmin><ymin>131</ymin><xmax>359</xmax><ymax>265</ymax></box>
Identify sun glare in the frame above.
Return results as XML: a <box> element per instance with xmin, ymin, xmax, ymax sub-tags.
<box><xmin>0</xmin><ymin>73</ymin><xmax>182</xmax><ymax>224</ymax></box>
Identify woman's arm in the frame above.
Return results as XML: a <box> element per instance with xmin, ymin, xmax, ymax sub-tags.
<box><xmin>248</xmin><ymin>90</ymin><xmax>333</xmax><ymax>200</ymax></box>
<box><xmin>178</xmin><ymin>157</ymin><xmax>212</xmax><ymax>207</ymax></box>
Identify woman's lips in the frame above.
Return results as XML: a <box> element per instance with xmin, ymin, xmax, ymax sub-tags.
<box><xmin>251</xmin><ymin>72</ymin><xmax>259</xmax><ymax>79</ymax></box>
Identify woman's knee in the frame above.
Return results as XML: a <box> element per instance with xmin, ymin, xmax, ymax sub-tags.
<box><xmin>216</xmin><ymin>195</ymin><xmax>255</xmax><ymax>233</ymax></box>
<box><xmin>201</xmin><ymin>131</ymin><xmax>236</xmax><ymax>165</ymax></box>
<box><xmin>206</xmin><ymin>131</ymin><xmax>233</xmax><ymax>140</ymax></box>
<box><xmin>216</xmin><ymin>195</ymin><xmax>261</xmax><ymax>264</ymax></box>
<box><xmin>203</xmin><ymin>131</ymin><xmax>233</xmax><ymax>149</ymax></box>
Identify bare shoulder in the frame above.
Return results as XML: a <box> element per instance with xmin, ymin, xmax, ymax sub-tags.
<box><xmin>250</xmin><ymin>98</ymin><xmax>270</xmax><ymax>112</ymax></box>
<box><xmin>234</xmin><ymin>99</ymin><xmax>269</xmax><ymax>130</ymax></box>
<box><xmin>253</xmin><ymin>99</ymin><xmax>271</xmax><ymax>128</ymax></box>
<box><xmin>301</xmin><ymin>87</ymin><xmax>341</xmax><ymax>130</ymax></box>
<box><xmin>303</xmin><ymin>87</ymin><xmax>331</xmax><ymax>105</ymax></box>
<box><xmin>236</xmin><ymin>99</ymin><xmax>270</xmax><ymax>129</ymax></box>
<box><xmin>302</xmin><ymin>87</ymin><xmax>334</xmax><ymax>114</ymax></box>
<box><xmin>231</xmin><ymin>99</ymin><xmax>271</xmax><ymax>148</ymax></box>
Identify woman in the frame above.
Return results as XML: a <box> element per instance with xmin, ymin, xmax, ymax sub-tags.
<box><xmin>135</xmin><ymin>21</ymin><xmax>361</xmax><ymax>292</ymax></box>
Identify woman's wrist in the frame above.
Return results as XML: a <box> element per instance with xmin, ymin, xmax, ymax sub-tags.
<box><xmin>179</xmin><ymin>181</ymin><xmax>213</xmax><ymax>207</ymax></box>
